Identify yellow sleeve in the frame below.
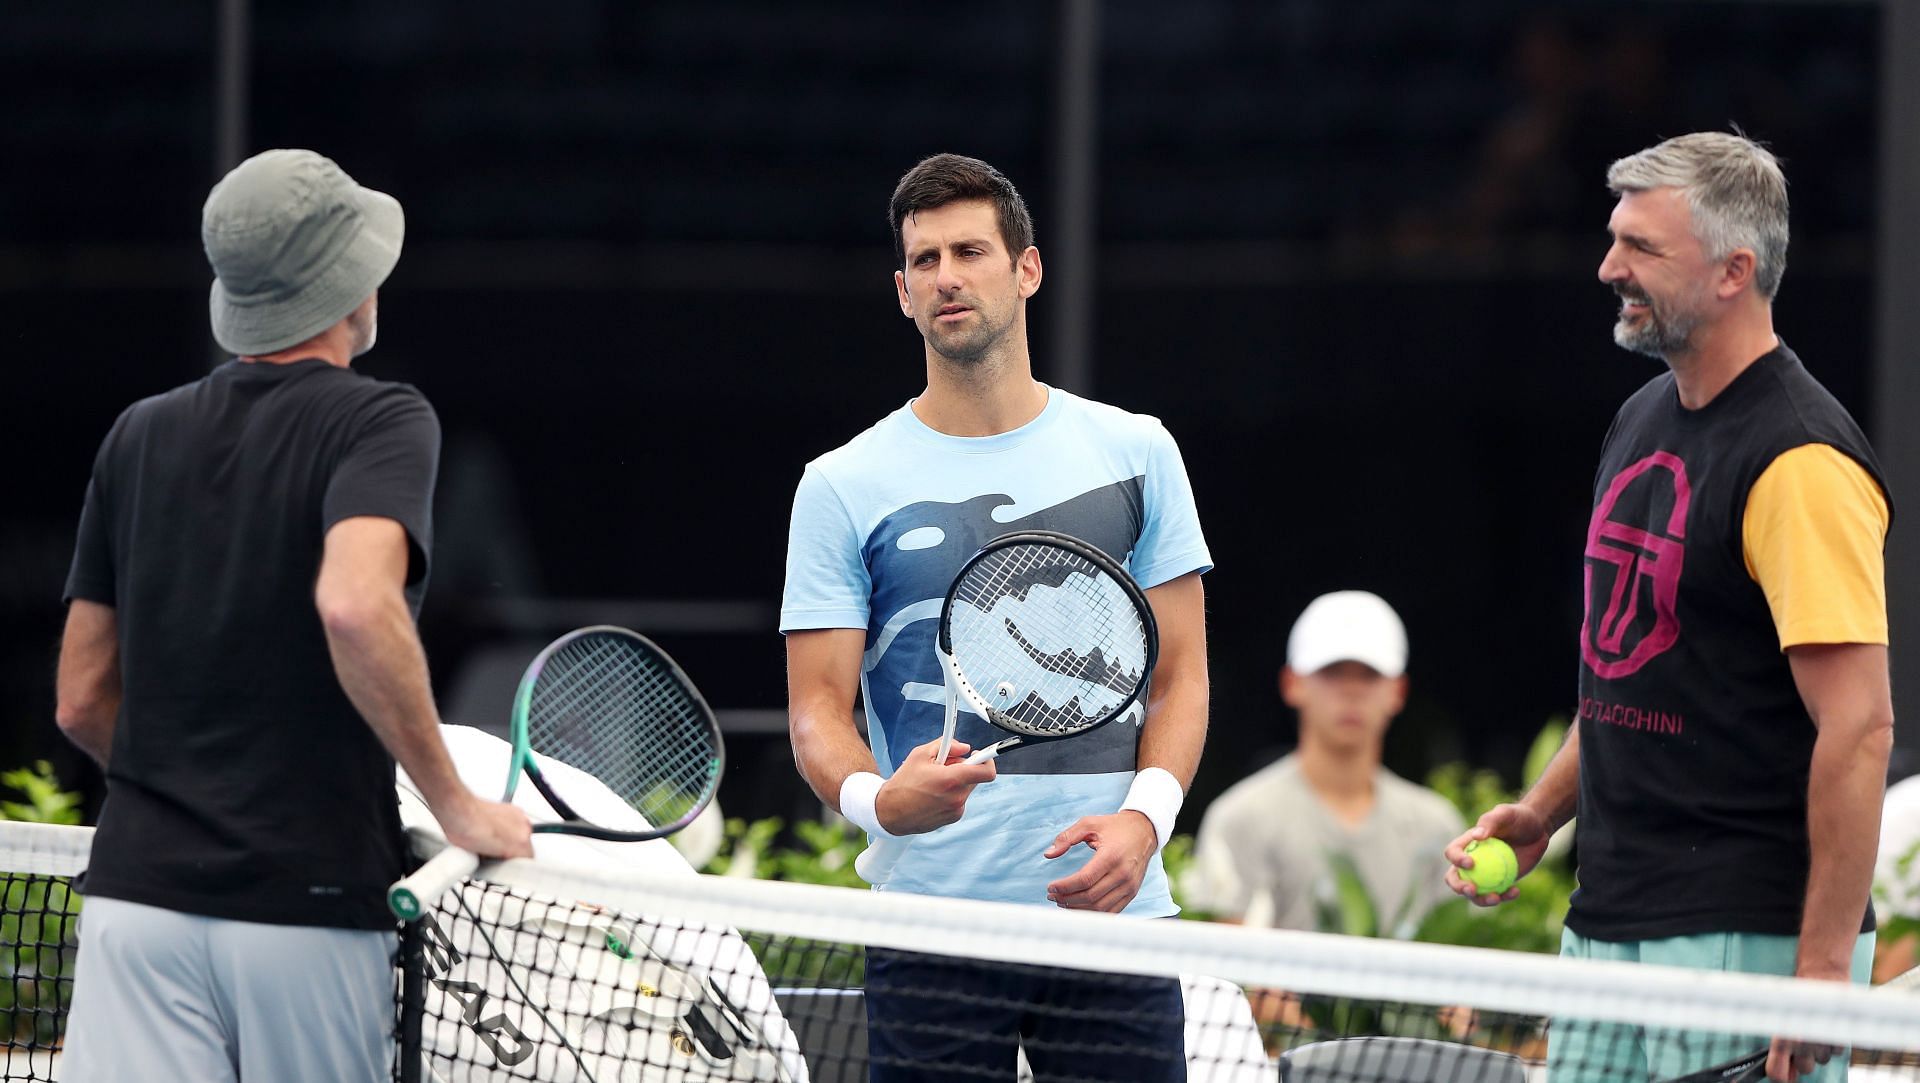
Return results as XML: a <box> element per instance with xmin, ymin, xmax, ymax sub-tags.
<box><xmin>1741</xmin><ymin>443</ymin><xmax>1890</xmax><ymax>650</ymax></box>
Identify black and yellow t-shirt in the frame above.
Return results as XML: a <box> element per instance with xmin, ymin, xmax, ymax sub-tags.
<box><xmin>1569</xmin><ymin>343</ymin><xmax>1889</xmax><ymax>942</ymax></box>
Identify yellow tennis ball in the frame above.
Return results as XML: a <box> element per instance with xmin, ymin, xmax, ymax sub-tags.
<box><xmin>1462</xmin><ymin>838</ymin><xmax>1519</xmax><ymax>894</ymax></box>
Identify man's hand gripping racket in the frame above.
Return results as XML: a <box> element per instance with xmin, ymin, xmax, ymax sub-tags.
<box><xmin>389</xmin><ymin>626</ymin><xmax>725</xmax><ymax>920</ymax></box>
<box><xmin>854</xmin><ymin>530</ymin><xmax>1158</xmax><ymax>885</ymax></box>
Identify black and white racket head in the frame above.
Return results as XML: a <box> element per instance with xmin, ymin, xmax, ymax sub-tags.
<box><xmin>936</xmin><ymin>530</ymin><xmax>1157</xmax><ymax>742</ymax></box>
<box><xmin>513</xmin><ymin>626</ymin><xmax>724</xmax><ymax>840</ymax></box>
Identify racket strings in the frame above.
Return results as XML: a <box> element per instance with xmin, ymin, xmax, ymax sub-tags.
<box><xmin>949</xmin><ymin>542</ymin><xmax>1150</xmax><ymax>737</ymax></box>
<box><xmin>534</xmin><ymin>646</ymin><xmax>712</xmax><ymax>824</ymax></box>
<box><xmin>529</xmin><ymin>635</ymin><xmax>718</xmax><ymax>830</ymax></box>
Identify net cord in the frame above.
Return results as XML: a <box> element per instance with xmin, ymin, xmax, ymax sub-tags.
<box><xmin>0</xmin><ymin>822</ymin><xmax>93</xmax><ymax>876</ymax></box>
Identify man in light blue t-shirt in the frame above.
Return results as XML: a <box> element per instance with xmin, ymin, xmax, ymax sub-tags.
<box><xmin>781</xmin><ymin>153</ymin><xmax>1211</xmax><ymax>1081</ymax></box>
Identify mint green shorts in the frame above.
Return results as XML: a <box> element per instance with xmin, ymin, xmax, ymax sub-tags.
<box><xmin>1549</xmin><ymin>926</ymin><xmax>1875</xmax><ymax>1083</ymax></box>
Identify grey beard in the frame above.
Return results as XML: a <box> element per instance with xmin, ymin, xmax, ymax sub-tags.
<box><xmin>1613</xmin><ymin>303</ymin><xmax>1697</xmax><ymax>359</ymax></box>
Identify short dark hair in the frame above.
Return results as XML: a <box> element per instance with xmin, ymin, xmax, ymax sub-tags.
<box><xmin>888</xmin><ymin>153</ymin><xmax>1035</xmax><ymax>267</ymax></box>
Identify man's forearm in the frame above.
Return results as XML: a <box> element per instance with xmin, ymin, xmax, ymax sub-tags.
<box><xmin>1519</xmin><ymin>724</ymin><xmax>1581</xmax><ymax>833</ymax></box>
<box><xmin>320</xmin><ymin>594</ymin><xmax>469</xmax><ymax>814</ymax></box>
<box><xmin>790</xmin><ymin>704</ymin><xmax>879</xmax><ymax>812</ymax></box>
<box><xmin>1136</xmin><ymin>665</ymin><xmax>1208</xmax><ymax>788</ymax></box>
<box><xmin>1799</xmin><ymin>722</ymin><xmax>1891</xmax><ymax>976</ymax></box>
<box><xmin>1137</xmin><ymin>572</ymin><xmax>1208</xmax><ymax>788</ymax></box>
<box><xmin>56</xmin><ymin>600</ymin><xmax>123</xmax><ymax>769</ymax></box>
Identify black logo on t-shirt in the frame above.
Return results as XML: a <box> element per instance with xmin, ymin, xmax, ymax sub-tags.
<box><xmin>1583</xmin><ymin>451</ymin><xmax>1689</xmax><ymax>679</ymax></box>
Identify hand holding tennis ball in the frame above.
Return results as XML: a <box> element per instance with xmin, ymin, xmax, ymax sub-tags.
<box><xmin>1446</xmin><ymin>803</ymin><xmax>1553</xmax><ymax>905</ymax></box>
<box><xmin>1460</xmin><ymin>837</ymin><xmax>1519</xmax><ymax>895</ymax></box>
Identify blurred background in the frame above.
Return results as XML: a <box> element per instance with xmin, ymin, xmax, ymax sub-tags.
<box><xmin>6</xmin><ymin>0</ymin><xmax>1917</xmax><ymax>833</ymax></box>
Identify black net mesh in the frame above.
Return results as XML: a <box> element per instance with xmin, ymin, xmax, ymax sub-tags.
<box><xmin>0</xmin><ymin>865</ymin><xmax>76</xmax><ymax>1083</ymax></box>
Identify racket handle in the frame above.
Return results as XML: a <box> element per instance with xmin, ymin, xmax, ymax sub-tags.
<box><xmin>933</xmin><ymin>645</ymin><xmax>960</xmax><ymax>764</ymax></box>
<box><xmin>963</xmin><ymin>738</ymin><xmax>1017</xmax><ymax>765</ymax></box>
<box><xmin>854</xmin><ymin>836</ymin><xmax>911</xmax><ymax>885</ymax></box>
<box><xmin>388</xmin><ymin>846</ymin><xmax>480</xmax><ymax>922</ymax></box>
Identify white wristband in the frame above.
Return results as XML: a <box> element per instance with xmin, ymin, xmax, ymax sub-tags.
<box><xmin>838</xmin><ymin>771</ymin><xmax>897</xmax><ymax>839</ymax></box>
<box><xmin>1120</xmin><ymin>766</ymin><xmax>1184</xmax><ymax>851</ymax></box>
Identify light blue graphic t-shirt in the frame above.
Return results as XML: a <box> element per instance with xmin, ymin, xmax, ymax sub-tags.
<box><xmin>780</xmin><ymin>387</ymin><xmax>1212</xmax><ymax>914</ymax></box>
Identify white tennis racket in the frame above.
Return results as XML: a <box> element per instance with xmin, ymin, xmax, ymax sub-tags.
<box><xmin>854</xmin><ymin>530</ymin><xmax>1157</xmax><ymax>885</ymax></box>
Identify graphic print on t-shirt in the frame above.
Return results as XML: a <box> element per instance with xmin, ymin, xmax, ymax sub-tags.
<box><xmin>862</xmin><ymin>479</ymin><xmax>1145</xmax><ymax>776</ymax></box>
<box><xmin>1582</xmin><ymin>450</ymin><xmax>1689</xmax><ymax>679</ymax></box>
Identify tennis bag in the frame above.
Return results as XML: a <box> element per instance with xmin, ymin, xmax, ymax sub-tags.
<box><xmin>411</xmin><ymin>880</ymin><xmax>797</xmax><ymax>1082</ymax></box>
<box><xmin>395</xmin><ymin>730</ymin><xmax>805</xmax><ymax>1083</ymax></box>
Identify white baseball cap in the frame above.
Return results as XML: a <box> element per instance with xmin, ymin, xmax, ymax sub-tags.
<box><xmin>1286</xmin><ymin>590</ymin><xmax>1408</xmax><ymax>678</ymax></box>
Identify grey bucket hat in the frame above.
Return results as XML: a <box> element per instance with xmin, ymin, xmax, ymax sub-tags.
<box><xmin>203</xmin><ymin>149</ymin><xmax>405</xmax><ymax>356</ymax></box>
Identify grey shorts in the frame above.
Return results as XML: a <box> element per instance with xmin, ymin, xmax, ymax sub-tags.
<box><xmin>62</xmin><ymin>896</ymin><xmax>396</xmax><ymax>1083</ymax></box>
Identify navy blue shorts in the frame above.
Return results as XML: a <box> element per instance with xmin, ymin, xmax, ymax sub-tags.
<box><xmin>865</xmin><ymin>946</ymin><xmax>1186</xmax><ymax>1081</ymax></box>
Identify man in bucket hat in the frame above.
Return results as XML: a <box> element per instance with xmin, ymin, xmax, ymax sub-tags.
<box><xmin>55</xmin><ymin>149</ymin><xmax>531</xmax><ymax>1082</ymax></box>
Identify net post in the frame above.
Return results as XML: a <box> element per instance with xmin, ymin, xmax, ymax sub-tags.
<box><xmin>394</xmin><ymin>918</ymin><xmax>425</xmax><ymax>1083</ymax></box>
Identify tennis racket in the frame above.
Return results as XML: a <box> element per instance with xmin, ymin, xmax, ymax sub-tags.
<box><xmin>853</xmin><ymin>530</ymin><xmax>1158</xmax><ymax>885</ymax></box>
<box><xmin>1656</xmin><ymin>965</ymin><xmax>1920</xmax><ymax>1082</ymax></box>
<box><xmin>389</xmin><ymin>626</ymin><xmax>724</xmax><ymax>921</ymax></box>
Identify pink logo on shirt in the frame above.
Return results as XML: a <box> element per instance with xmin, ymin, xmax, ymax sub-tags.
<box><xmin>1583</xmin><ymin>451</ymin><xmax>1689</xmax><ymax>679</ymax></box>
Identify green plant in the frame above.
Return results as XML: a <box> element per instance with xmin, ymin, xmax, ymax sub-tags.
<box><xmin>767</xmin><ymin>819</ymin><xmax>869</xmax><ymax>890</ymax></box>
<box><xmin>1311</xmin><ymin>852</ymin><xmax>1382</xmax><ymax>938</ymax></box>
<box><xmin>0</xmin><ymin>762</ymin><xmax>82</xmax><ymax>826</ymax></box>
<box><xmin>703</xmin><ymin>817</ymin><xmax>782</xmax><ymax>879</ymax></box>
<box><xmin>1415</xmin><ymin>719</ymin><xmax>1575</xmax><ymax>955</ymax></box>
<box><xmin>1161</xmin><ymin>832</ymin><xmax>1215</xmax><ymax>919</ymax></box>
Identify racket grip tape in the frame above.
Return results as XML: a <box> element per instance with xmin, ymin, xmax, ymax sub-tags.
<box><xmin>388</xmin><ymin>846</ymin><xmax>481</xmax><ymax>922</ymax></box>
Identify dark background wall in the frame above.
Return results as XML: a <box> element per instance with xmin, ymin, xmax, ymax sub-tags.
<box><xmin>1</xmin><ymin>1</ymin><xmax>1890</xmax><ymax>831</ymax></box>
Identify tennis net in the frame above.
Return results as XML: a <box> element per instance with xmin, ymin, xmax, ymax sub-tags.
<box><xmin>5</xmin><ymin>821</ymin><xmax>1919</xmax><ymax>1082</ymax></box>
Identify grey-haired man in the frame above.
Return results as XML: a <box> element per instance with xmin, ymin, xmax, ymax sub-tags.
<box><xmin>1446</xmin><ymin>132</ymin><xmax>1891</xmax><ymax>1082</ymax></box>
<box><xmin>56</xmin><ymin>149</ymin><xmax>531</xmax><ymax>1082</ymax></box>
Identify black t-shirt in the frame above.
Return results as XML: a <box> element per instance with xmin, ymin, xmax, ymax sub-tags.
<box><xmin>64</xmin><ymin>358</ymin><xmax>437</xmax><ymax>929</ymax></box>
<box><xmin>1569</xmin><ymin>344</ymin><xmax>1886</xmax><ymax>942</ymax></box>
